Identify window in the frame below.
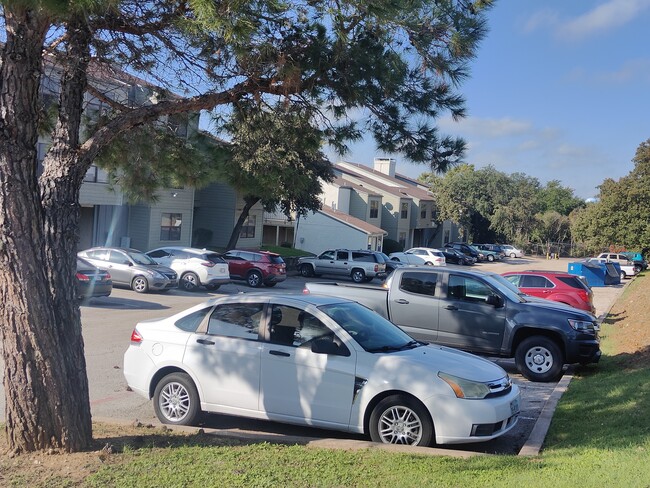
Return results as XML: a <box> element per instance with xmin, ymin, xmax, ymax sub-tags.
<box><xmin>147</xmin><ymin>249</ymin><xmax>171</xmax><ymax>259</ymax></box>
<box><xmin>448</xmin><ymin>275</ymin><xmax>493</xmax><ymax>303</ymax></box>
<box><xmin>351</xmin><ymin>252</ymin><xmax>376</xmax><ymax>262</ymax></box>
<box><xmin>239</xmin><ymin>215</ymin><xmax>256</xmax><ymax>238</ymax></box>
<box><xmin>443</xmin><ymin>230</ymin><xmax>450</xmax><ymax>244</ymax></box>
<box><xmin>370</xmin><ymin>200</ymin><xmax>379</xmax><ymax>219</ymax></box>
<box><xmin>336</xmin><ymin>250</ymin><xmax>349</xmax><ymax>260</ymax></box>
<box><xmin>420</xmin><ymin>204</ymin><xmax>427</xmax><ymax>219</ymax></box>
<box><xmin>398</xmin><ymin>232</ymin><xmax>406</xmax><ymax>248</ymax></box>
<box><xmin>207</xmin><ymin>303</ymin><xmax>263</xmax><ymax>339</ymax></box>
<box><xmin>521</xmin><ymin>275</ymin><xmax>554</xmax><ymax>288</ymax></box>
<box><xmin>175</xmin><ymin>306</ymin><xmax>212</xmax><ymax>332</ymax></box>
<box><xmin>399</xmin><ymin>272</ymin><xmax>437</xmax><ymax>296</ymax></box>
<box><xmin>268</xmin><ymin>305</ymin><xmax>335</xmax><ymax>348</ymax></box>
<box><xmin>319</xmin><ymin>250</ymin><xmax>335</xmax><ymax>260</ymax></box>
<box><xmin>161</xmin><ymin>213</ymin><xmax>182</xmax><ymax>241</ymax></box>
<box><xmin>400</xmin><ymin>202</ymin><xmax>409</xmax><ymax>219</ymax></box>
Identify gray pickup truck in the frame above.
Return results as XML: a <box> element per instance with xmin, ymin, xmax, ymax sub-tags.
<box><xmin>304</xmin><ymin>267</ymin><xmax>601</xmax><ymax>382</ymax></box>
<box><xmin>297</xmin><ymin>249</ymin><xmax>387</xmax><ymax>283</ymax></box>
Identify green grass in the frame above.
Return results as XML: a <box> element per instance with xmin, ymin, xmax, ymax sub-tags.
<box><xmin>86</xmin><ymin>282</ymin><xmax>650</xmax><ymax>488</ymax></box>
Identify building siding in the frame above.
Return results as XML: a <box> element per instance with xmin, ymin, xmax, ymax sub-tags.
<box><xmin>295</xmin><ymin>212</ymin><xmax>371</xmax><ymax>254</ymax></box>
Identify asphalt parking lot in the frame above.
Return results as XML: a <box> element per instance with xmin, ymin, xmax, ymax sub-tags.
<box><xmin>0</xmin><ymin>256</ymin><xmax>626</xmax><ymax>455</ymax></box>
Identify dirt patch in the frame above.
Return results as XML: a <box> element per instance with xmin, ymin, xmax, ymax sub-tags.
<box><xmin>601</xmin><ymin>276</ymin><xmax>650</xmax><ymax>369</ymax></box>
<box><xmin>0</xmin><ymin>422</ymin><xmax>244</xmax><ymax>487</ymax></box>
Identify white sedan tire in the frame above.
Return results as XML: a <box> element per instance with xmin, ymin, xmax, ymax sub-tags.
<box><xmin>153</xmin><ymin>372</ymin><xmax>201</xmax><ymax>425</ymax></box>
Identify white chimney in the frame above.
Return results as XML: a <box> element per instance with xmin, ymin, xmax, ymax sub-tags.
<box><xmin>374</xmin><ymin>158</ymin><xmax>396</xmax><ymax>177</ymax></box>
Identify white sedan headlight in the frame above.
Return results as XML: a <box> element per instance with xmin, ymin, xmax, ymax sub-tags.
<box><xmin>438</xmin><ymin>372</ymin><xmax>492</xmax><ymax>399</ymax></box>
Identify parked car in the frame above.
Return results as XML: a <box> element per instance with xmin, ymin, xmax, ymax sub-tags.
<box><xmin>401</xmin><ymin>247</ymin><xmax>446</xmax><ymax>266</ymax></box>
<box><xmin>501</xmin><ymin>245</ymin><xmax>524</xmax><ymax>258</ymax></box>
<box><xmin>147</xmin><ymin>246</ymin><xmax>230</xmax><ymax>291</ymax></box>
<box><xmin>502</xmin><ymin>270</ymin><xmax>595</xmax><ymax>314</ymax></box>
<box><xmin>305</xmin><ymin>267</ymin><xmax>601</xmax><ymax>382</ymax></box>
<box><xmin>388</xmin><ymin>252</ymin><xmax>427</xmax><ymax>265</ymax></box>
<box><xmin>470</xmin><ymin>244</ymin><xmax>502</xmax><ymax>262</ymax></box>
<box><xmin>123</xmin><ymin>293</ymin><xmax>521</xmax><ymax>446</ymax></box>
<box><xmin>621</xmin><ymin>251</ymin><xmax>648</xmax><ymax>270</ymax></box>
<box><xmin>441</xmin><ymin>248</ymin><xmax>476</xmax><ymax>266</ymax></box>
<box><xmin>586</xmin><ymin>257</ymin><xmax>638</xmax><ymax>281</ymax></box>
<box><xmin>297</xmin><ymin>249</ymin><xmax>387</xmax><ymax>283</ymax></box>
<box><xmin>78</xmin><ymin>247</ymin><xmax>178</xmax><ymax>293</ymax></box>
<box><xmin>76</xmin><ymin>257</ymin><xmax>112</xmax><ymax>299</ymax></box>
<box><xmin>377</xmin><ymin>252</ymin><xmax>407</xmax><ymax>277</ymax></box>
<box><xmin>445</xmin><ymin>242</ymin><xmax>482</xmax><ymax>261</ymax></box>
<box><xmin>595</xmin><ymin>252</ymin><xmax>641</xmax><ymax>273</ymax></box>
<box><xmin>473</xmin><ymin>244</ymin><xmax>506</xmax><ymax>259</ymax></box>
<box><xmin>221</xmin><ymin>250</ymin><xmax>287</xmax><ymax>288</ymax></box>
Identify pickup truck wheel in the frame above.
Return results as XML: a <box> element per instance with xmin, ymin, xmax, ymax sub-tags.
<box><xmin>515</xmin><ymin>336</ymin><xmax>563</xmax><ymax>382</ymax></box>
<box><xmin>300</xmin><ymin>264</ymin><xmax>314</xmax><ymax>277</ymax></box>
<box><xmin>487</xmin><ymin>254</ymin><xmax>494</xmax><ymax>262</ymax></box>
<box><xmin>351</xmin><ymin>269</ymin><xmax>366</xmax><ymax>283</ymax></box>
<box><xmin>369</xmin><ymin>395</ymin><xmax>434</xmax><ymax>447</ymax></box>
<box><xmin>620</xmin><ymin>271</ymin><xmax>626</xmax><ymax>281</ymax></box>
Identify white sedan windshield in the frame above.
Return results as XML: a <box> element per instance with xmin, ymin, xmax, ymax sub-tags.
<box><xmin>319</xmin><ymin>302</ymin><xmax>421</xmax><ymax>352</ymax></box>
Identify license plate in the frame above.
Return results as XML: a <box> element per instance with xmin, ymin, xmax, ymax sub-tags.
<box><xmin>510</xmin><ymin>398</ymin><xmax>520</xmax><ymax>415</ymax></box>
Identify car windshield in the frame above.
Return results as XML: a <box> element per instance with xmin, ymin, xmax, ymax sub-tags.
<box><xmin>319</xmin><ymin>302</ymin><xmax>421</xmax><ymax>353</ymax></box>
<box><xmin>484</xmin><ymin>273</ymin><xmax>527</xmax><ymax>302</ymax></box>
<box><xmin>126</xmin><ymin>251</ymin><xmax>158</xmax><ymax>265</ymax></box>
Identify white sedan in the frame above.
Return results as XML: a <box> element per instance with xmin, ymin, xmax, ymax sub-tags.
<box><xmin>124</xmin><ymin>294</ymin><xmax>520</xmax><ymax>446</ymax></box>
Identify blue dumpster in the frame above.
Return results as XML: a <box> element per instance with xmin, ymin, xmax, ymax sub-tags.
<box><xmin>568</xmin><ymin>261</ymin><xmax>621</xmax><ymax>287</ymax></box>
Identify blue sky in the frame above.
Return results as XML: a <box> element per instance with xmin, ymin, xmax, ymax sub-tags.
<box><xmin>327</xmin><ymin>0</ymin><xmax>650</xmax><ymax>199</ymax></box>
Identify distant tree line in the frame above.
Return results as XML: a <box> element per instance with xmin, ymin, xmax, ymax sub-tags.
<box><xmin>420</xmin><ymin>164</ymin><xmax>585</xmax><ymax>255</ymax></box>
<box><xmin>421</xmin><ymin>139</ymin><xmax>650</xmax><ymax>258</ymax></box>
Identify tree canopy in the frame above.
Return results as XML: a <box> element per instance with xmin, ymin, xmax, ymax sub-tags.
<box><xmin>571</xmin><ymin>139</ymin><xmax>650</xmax><ymax>255</ymax></box>
<box><xmin>421</xmin><ymin>163</ymin><xmax>583</xmax><ymax>245</ymax></box>
<box><xmin>0</xmin><ymin>0</ymin><xmax>494</xmax><ymax>453</ymax></box>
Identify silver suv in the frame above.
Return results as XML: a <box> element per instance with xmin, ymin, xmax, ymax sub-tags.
<box><xmin>78</xmin><ymin>247</ymin><xmax>178</xmax><ymax>293</ymax></box>
<box><xmin>298</xmin><ymin>249</ymin><xmax>387</xmax><ymax>283</ymax></box>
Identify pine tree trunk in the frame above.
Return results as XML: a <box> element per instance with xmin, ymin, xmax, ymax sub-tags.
<box><xmin>226</xmin><ymin>196</ymin><xmax>260</xmax><ymax>250</ymax></box>
<box><xmin>0</xmin><ymin>8</ymin><xmax>92</xmax><ymax>453</ymax></box>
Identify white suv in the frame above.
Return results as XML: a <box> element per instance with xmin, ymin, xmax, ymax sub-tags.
<box><xmin>147</xmin><ymin>247</ymin><xmax>231</xmax><ymax>291</ymax></box>
<box><xmin>403</xmin><ymin>247</ymin><xmax>447</xmax><ymax>266</ymax></box>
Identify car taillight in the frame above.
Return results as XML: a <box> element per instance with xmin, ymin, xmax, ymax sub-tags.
<box><xmin>76</xmin><ymin>272</ymin><xmax>90</xmax><ymax>282</ymax></box>
<box><xmin>105</xmin><ymin>272</ymin><xmax>111</xmax><ymax>280</ymax></box>
<box><xmin>201</xmin><ymin>261</ymin><xmax>215</xmax><ymax>267</ymax></box>
<box><xmin>302</xmin><ymin>287</ymin><xmax>310</xmax><ymax>294</ymax></box>
<box><xmin>130</xmin><ymin>329</ymin><xmax>143</xmax><ymax>343</ymax></box>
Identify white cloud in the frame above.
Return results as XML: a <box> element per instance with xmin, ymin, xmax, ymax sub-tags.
<box><xmin>522</xmin><ymin>9</ymin><xmax>560</xmax><ymax>34</ymax></box>
<box><xmin>564</xmin><ymin>58</ymin><xmax>650</xmax><ymax>85</ymax></box>
<box><xmin>556</xmin><ymin>0</ymin><xmax>650</xmax><ymax>40</ymax></box>
<box><xmin>438</xmin><ymin>116</ymin><xmax>533</xmax><ymax>138</ymax></box>
<box><xmin>597</xmin><ymin>58</ymin><xmax>650</xmax><ymax>83</ymax></box>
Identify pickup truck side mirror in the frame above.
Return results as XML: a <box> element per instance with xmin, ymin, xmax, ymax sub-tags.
<box><xmin>486</xmin><ymin>294</ymin><xmax>504</xmax><ymax>308</ymax></box>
